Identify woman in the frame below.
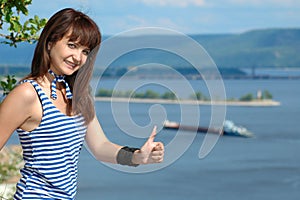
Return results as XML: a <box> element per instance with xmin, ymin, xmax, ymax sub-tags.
<box><xmin>0</xmin><ymin>8</ymin><xmax>164</xmax><ymax>199</ymax></box>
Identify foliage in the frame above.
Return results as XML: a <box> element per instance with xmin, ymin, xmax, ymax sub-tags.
<box><xmin>0</xmin><ymin>146</ymin><xmax>23</xmax><ymax>200</ymax></box>
<box><xmin>97</xmin><ymin>89</ymin><xmax>133</xmax><ymax>98</ymax></box>
<box><xmin>133</xmin><ymin>90</ymin><xmax>160</xmax><ymax>99</ymax></box>
<box><xmin>161</xmin><ymin>91</ymin><xmax>176</xmax><ymax>100</ymax></box>
<box><xmin>97</xmin><ymin>88</ymin><xmax>113</xmax><ymax>97</ymax></box>
<box><xmin>0</xmin><ymin>0</ymin><xmax>47</xmax><ymax>47</ymax></box>
<box><xmin>0</xmin><ymin>146</ymin><xmax>23</xmax><ymax>184</ymax></box>
<box><xmin>238</xmin><ymin>90</ymin><xmax>273</xmax><ymax>101</ymax></box>
<box><xmin>0</xmin><ymin>1</ymin><xmax>43</xmax><ymax>199</ymax></box>
<box><xmin>190</xmin><ymin>91</ymin><xmax>209</xmax><ymax>101</ymax></box>
<box><xmin>239</xmin><ymin>93</ymin><xmax>254</xmax><ymax>101</ymax></box>
<box><xmin>96</xmin><ymin>88</ymin><xmax>177</xmax><ymax>100</ymax></box>
<box><xmin>262</xmin><ymin>90</ymin><xmax>273</xmax><ymax>99</ymax></box>
<box><xmin>0</xmin><ymin>75</ymin><xmax>17</xmax><ymax>97</ymax></box>
<box><xmin>97</xmin><ymin>88</ymin><xmax>274</xmax><ymax>102</ymax></box>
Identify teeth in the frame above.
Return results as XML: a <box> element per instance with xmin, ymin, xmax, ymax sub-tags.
<box><xmin>65</xmin><ymin>60</ymin><xmax>76</xmax><ymax>67</ymax></box>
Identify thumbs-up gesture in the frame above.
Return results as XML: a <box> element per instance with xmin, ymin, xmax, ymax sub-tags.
<box><xmin>132</xmin><ymin>126</ymin><xmax>164</xmax><ymax>165</ymax></box>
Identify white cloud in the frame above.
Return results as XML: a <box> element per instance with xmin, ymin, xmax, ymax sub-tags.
<box><xmin>127</xmin><ymin>15</ymin><xmax>185</xmax><ymax>30</ymax></box>
<box><xmin>127</xmin><ymin>15</ymin><xmax>149</xmax><ymax>27</ymax></box>
<box><xmin>226</xmin><ymin>0</ymin><xmax>300</xmax><ymax>6</ymax></box>
<box><xmin>29</xmin><ymin>0</ymin><xmax>300</xmax><ymax>35</ymax></box>
<box><xmin>137</xmin><ymin>0</ymin><xmax>206</xmax><ymax>7</ymax></box>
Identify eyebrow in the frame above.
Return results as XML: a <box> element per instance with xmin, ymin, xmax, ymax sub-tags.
<box><xmin>68</xmin><ymin>40</ymin><xmax>90</xmax><ymax>49</ymax></box>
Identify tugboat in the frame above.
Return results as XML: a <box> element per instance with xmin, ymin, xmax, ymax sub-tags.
<box><xmin>163</xmin><ymin>120</ymin><xmax>254</xmax><ymax>138</ymax></box>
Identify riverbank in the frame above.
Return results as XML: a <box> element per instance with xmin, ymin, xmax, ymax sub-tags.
<box><xmin>0</xmin><ymin>145</ymin><xmax>22</xmax><ymax>199</ymax></box>
<box><xmin>94</xmin><ymin>97</ymin><xmax>280</xmax><ymax>107</ymax></box>
<box><xmin>0</xmin><ymin>183</ymin><xmax>15</xmax><ymax>199</ymax></box>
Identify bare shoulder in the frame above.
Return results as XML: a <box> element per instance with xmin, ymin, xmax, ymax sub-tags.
<box><xmin>2</xmin><ymin>82</ymin><xmax>37</xmax><ymax>106</ymax></box>
<box><xmin>0</xmin><ymin>81</ymin><xmax>39</xmax><ymax>132</ymax></box>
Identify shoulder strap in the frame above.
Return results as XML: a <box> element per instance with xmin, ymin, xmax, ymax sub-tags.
<box><xmin>20</xmin><ymin>79</ymin><xmax>48</xmax><ymax>105</ymax></box>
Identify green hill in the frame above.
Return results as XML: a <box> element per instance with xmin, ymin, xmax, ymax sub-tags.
<box><xmin>194</xmin><ymin>28</ymin><xmax>300</xmax><ymax>68</ymax></box>
<box><xmin>96</xmin><ymin>28</ymin><xmax>300</xmax><ymax>70</ymax></box>
<box><xmin>1</xmin><ymin>28</ymin><xmax>300</xmax><ymax>75</ymax></box>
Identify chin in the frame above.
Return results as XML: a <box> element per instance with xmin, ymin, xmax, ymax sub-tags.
<box><xmin>64</xmin><ymin>67</ymin><xmax>79</xmax><ymax>75</ymax></box>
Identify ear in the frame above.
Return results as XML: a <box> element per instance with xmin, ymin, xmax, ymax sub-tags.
<box><xmin>47</xmin><ymin>42</ymin><xmax>53</xmax><ymax>51</ymax></box>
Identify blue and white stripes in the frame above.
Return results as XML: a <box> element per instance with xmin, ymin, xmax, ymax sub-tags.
<box><xmin>14</xmin><ymin>80</ymin><xmax>86</xmax><ymax>200</ymax></box>
<box><xmin>48</xmin><ymin>69</ymin><xmax>73</xmax><ymax>100</ymax></box>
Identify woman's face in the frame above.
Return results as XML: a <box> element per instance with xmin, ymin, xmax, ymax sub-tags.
<box><xmin>48</xmin><ymin>33</ymin><xmax>90</xmax><ymax>76</ymax></box>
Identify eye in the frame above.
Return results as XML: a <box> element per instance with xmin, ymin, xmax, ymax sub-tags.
<box><xmin>82</xmin><ymin>49</ymin><xmax>90</xmax><ymax>56</ymax></box>
<box><xmin>68</xmin><ymin>43</ymin><xmax>77</xmax><ymax>49</ymax></box>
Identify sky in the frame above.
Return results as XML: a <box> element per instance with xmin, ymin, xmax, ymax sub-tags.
<box><xmin>25</xmin><ymin>0</ymin><xmax>300</xmax><ymax>35</ymax></box>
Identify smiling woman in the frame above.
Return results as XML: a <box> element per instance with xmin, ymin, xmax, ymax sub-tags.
<box><xmin>23</xmin><ymin>7</ymin><xmax>101</xmax><ymax>126</ymax></box>
<box><xmin>47</xmin><ymin>34</ymin><xmax>90</xmax><ymax>75</ymax></box>
<box><xmin>0</xmin><ymin>8</ymin><xmax>164</xmax><ymax>200</ymax></box>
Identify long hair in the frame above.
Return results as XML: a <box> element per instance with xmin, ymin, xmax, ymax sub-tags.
<box><xmin>28</xmin><ymin>8</ymin><xmax>101</xmax><ymax>124</ymax></box>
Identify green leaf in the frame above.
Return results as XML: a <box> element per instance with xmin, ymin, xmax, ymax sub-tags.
<box><xmin>0</xmin><ymin>0</ymin><xmax>47</xmax><ymax>46</ymax></box>
<box><xmin>12</xmin><ymin>20</ymin><xmax>22</xmax><ymax>32</ymax></box>
<box><xmin>18</xmin><ymin>4</ymin><xmax>28</xmax><ymax>15</ymax></box>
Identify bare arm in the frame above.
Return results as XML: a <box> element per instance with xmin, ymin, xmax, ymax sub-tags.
<box><xmin>85</xmin><ymin>116</ymin><xmax>164</xmax><ymax>165</ymax></box>
<box><xmin>85</xmin><ymin>116</ymin><xmax>121</xmax><ymax>163</ymax></box>
<box><xmin>0</xmin><ymin>83</ymin><xmax>37</xmax><ymax>150</ymax></box>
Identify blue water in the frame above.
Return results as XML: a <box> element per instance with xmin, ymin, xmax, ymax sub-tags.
<box><xmin>6</xmin><ymin>79</ymin><xmax>300</xmax><ymax>200</ymax></box>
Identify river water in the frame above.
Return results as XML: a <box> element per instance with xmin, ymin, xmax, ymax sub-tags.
<box><xmin>6</xmin><ymin>79</ymin><xmax>300</xmax><ymax>200</ymax></box>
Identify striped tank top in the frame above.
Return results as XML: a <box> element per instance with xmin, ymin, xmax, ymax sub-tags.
<box><xmin>14</xmin><ymin>80</ymin><xmax>87</xmax><ymax>200</ymax></box>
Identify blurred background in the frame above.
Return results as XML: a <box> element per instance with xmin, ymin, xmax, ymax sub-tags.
<box><xmin>1</xmin><ymin>0</ymin><xmax>300</xmax><ymax>199</ymax></box>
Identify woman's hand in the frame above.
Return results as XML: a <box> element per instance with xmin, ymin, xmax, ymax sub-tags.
<box><xmin>132</xmin><ymin>126</ymin><xmax>164</xmax><ymax>165</ymax></box>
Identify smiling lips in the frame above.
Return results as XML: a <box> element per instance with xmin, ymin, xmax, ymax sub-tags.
<box><xmin>64</xmin><ymin>59</ymin><xmax>79</xmax><ymax>68</ymax></box>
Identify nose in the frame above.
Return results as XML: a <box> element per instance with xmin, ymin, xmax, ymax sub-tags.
<box><xmin>72</xmin><ymin>50</ymin><xmax>82</xmax><ymax>65</ymax></box>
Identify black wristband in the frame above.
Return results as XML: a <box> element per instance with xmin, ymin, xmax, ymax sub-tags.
<box><xmin>117</xmin><ymin>146</ymin><xmax>140</xmax><ymax>167</ymax></box>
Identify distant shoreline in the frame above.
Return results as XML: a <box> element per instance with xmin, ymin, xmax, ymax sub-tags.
<box><xmin>94</xmin><ymin>97</ymin><xmax>280</xmax><ymax>107</ymax></box>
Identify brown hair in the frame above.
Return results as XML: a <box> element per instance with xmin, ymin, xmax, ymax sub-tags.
<box><xmin>28</xmin><ymin>8</ymin><xmax>101</xmax><ymax>124</ymax></box>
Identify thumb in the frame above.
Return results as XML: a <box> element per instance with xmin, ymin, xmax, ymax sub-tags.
<box><xmin>147</xmin><ymin>125</ymin><xmax>157</xmax><ymax>143</ymax></box>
